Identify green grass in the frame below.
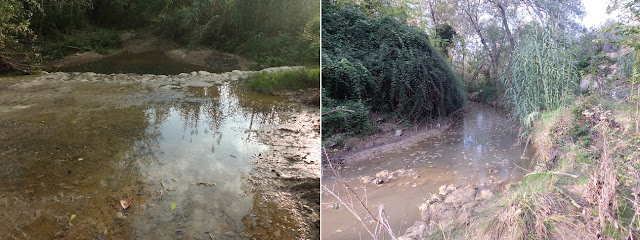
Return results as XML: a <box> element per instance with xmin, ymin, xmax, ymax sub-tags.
<box><xmin>246</xmin><ymin>68</ymin><xmax>319</xmax><ymax>94</ymax></box>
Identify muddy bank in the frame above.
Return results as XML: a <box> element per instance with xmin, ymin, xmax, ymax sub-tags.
<box><xmin>42</xmin><ymin>32</ymin><xmax>250</xmax><ymax>72</ymax></box>
<box><xmin>326</xmin><ymin>117</ymin><xmax>454</xmax><ymax>166</ymax></box>
<box><xmin>244</xmin><ymin>110</ymin><xmax>321</xmax><ymax>239</ymax></box>
<box><xmin>0</xmin><ymin>69</ymin><xmax>319</xmax><ymax>239</ymax></box>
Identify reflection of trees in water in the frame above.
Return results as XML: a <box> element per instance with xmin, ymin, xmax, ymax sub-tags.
<box><xmin>134</xmin><ymin>83</ymin><xmax>294</xmax><ymax>157</ymax></box>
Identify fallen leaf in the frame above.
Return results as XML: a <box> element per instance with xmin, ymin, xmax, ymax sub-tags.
<box><xmin>170</xmin><ymin>202</ymin><xmax>177</xmax><ymax>211</ymax></box>
<box><xmin>70</xmin><ymin>120</ymin><xmax>77</xmax><ymax>124</ymax></box>
<box><xmin>70</xmin><ymin>214</ymin><xmax>76</xmax><ymax>221</ymax></box>
<box><xmin>120</xmin><ymin>197</ymin><xmax>132</xmax><ymax>209</ymax></box>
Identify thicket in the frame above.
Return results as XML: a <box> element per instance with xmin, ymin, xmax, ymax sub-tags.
<box><xmin>0</xmin><ymin>0</ymin><xmax>319</xmax><ymax>72</ymax></box>
<box><xmin>503</xmin><ymin>27</ymin><xmax>578</xmax><ymax>132</ymax></box>
<box><xmin>322</xmin><ymin>1</ymin><xmax>465</xmax><ymax>138</ymax></box>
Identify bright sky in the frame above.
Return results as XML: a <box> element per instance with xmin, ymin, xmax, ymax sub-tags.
<box><xmin>581</xmin><ymin>0</ymin><xmax>614</xmax><ymax>28</ymax></box>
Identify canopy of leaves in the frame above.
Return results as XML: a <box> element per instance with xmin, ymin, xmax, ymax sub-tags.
<box><xmin>322</xmin><ymin>1</ymin><xmax>466</xmax><ymax>122</ymax></box>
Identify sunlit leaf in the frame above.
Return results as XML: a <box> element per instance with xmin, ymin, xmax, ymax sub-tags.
<box><xmin>70</xmin><ymin>120</ymin><xmax>77</xmax><ymax>124</ymax></box>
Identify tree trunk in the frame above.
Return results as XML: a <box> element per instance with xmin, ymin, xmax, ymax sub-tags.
<box><xmin>495</xmin><ymin>1</ymin><xmax>515</xmax><ymax>50</ymax></box>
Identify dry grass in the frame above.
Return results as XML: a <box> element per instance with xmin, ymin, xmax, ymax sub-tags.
<box><xmin>466</xmin><ymin>96</ymin><xmax>640</xmax><ymax>239</ymax></box>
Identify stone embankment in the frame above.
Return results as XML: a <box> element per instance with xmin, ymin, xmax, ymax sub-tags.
<box><xmin>35</xmin><ymin>66</ymin><xmax>305</xmax><ymax>88</ymax></box>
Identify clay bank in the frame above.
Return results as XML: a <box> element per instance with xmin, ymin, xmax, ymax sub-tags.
<box><xmin>0</xmin><ymin>67</ymin><xmax>319</xmax><ymax>239</ymax></box>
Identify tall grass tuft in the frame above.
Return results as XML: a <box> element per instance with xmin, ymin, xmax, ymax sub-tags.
<box><xmin>504</xmin><ymin>27</ymin><xmax>578</xmax><ymax>133</ymax></box>
<box><xmin>246</xmin><ymin>68</ymin><xmax>319</xmax><ymax>94</ymax></box>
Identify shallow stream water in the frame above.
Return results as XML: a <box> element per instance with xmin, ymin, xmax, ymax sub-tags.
<box><xmin>0</xmin><ymin>68</ymin><xmax>318</xmax><ymax>239</ymax></box>
<box><xmin>321</xmin><ymin>102</ymin><xmax>534</xmax><ymax>239</ymax></box>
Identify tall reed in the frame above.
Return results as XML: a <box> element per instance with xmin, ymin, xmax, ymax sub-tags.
<box><xmin>504</xmin><ymin>27</ymin><xmax>578</xmax><ymax>130</ymax></box>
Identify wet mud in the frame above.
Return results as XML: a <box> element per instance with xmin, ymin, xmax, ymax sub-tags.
<box><xmin>0</xmin><ymin>69</ymin><xmax>318</xmax><ymax>239</ymax></box>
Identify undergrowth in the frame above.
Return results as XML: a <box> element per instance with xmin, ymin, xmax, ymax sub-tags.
<box><xmin>38</xmin><ymin>27</ymin><xmax>121</xmax><ymax>60</ymax></box>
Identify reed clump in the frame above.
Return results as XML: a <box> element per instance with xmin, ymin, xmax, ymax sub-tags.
<box><xmin>504</xmin><ymin>27</ymin><xmax>578</xmax><ymax>134</ymax></box>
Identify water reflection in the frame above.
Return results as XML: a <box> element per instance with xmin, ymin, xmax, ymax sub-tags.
<box><xmin>0</xmin><ymin>80</ymin><xmax>300</xmax><ymax>239</ymax></box>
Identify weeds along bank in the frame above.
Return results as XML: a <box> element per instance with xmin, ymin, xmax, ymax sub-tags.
<box><xmin>321</xmin><ymin>1</ymin><xmax>466</xmax><ymax>147</ymax></box>
<box><xmin>0</xmin><ymin>0</ymin><xmax>320</xmax><ymax>72</ymax></box>
<box><xmin>436</xmin><ymin>96</ymin><xmax>639</xmax><ymax>240</ymax></box>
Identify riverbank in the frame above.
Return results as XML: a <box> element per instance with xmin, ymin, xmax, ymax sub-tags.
<box><xmin>395</xmin><ymin>95</ymin><xmax>640</xmax><ymax>239</ymax></box>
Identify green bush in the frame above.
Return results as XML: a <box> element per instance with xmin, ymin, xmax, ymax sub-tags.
<box><xmin>618</xmin><ymin>51</ymin><xmax>636</xmax><ymax>79</ymax></box>
<box><xmin>247</xmin><ymin>68</ymin><xmax>319</xmax><ymax>94</ymax></box>
<box><xmin>322</xmin><ymin>1</ymin><xmax>465</xmax><ymax>122</ymax></box>
<box><xmin>322</xmin><ymin>94</ymin><xmax>373</xmax><ymax>137</ymax></box>
<box><xmin>504</xmin><ymin>27</ymin><xmax>578</xmax><ymax>128</ymax></box>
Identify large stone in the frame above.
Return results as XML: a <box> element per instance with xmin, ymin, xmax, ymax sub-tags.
<box><xmin>402</xmin><ymin>221</ymin><xmax>428</xmax><ymax>239</ymax></box>
<box><xmin>444</xmin><ymin>187</ymin><xmax>477</xmax><ymax>206</ymax></box>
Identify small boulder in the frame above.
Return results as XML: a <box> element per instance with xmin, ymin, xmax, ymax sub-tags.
<box><xmin>402</xmin><ymin>221</ymin><xmax>428</xmax><ymax>239</ymax></box>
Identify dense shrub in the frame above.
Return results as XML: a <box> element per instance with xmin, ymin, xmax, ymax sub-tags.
<box><xmin>322</xmin><ymin>1</ymin><xmax>466</xmax><ymax>123</ymax></box>
<box><xmin>322</xmin><ymin>94</ymin><xmax>373</xmax><ymax>138</ymax></box>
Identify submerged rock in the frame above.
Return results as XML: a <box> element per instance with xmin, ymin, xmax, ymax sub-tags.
<box><xmin>408</xmin><ymin>184</ymin><xmax>489</xmax><ymax>239</ymax></box>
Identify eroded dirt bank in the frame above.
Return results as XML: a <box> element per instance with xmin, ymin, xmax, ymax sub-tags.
<box><xmin>42</xmin><ymin>32</ymin><xmax>250</xmax><ymax>72</ymax></box>
<box><xmin>0</xmin><ymin>69</ymin><xmax>318</xmax><ymax>239</ymax></box>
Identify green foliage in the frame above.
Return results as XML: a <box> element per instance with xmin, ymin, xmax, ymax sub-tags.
<box><xmin>38</xmin><ymin>28</ymin><xmax>121</xmax><ymax>60</ymax></box>
<box><xmin>504</xmin><ymin>27</ymin><xmax>578</xmax><ymax>129</ymax></box>
<box><xmin>618</xmin><ymin>51</ymin><xmax>636</xmax><ymax>79</ymax></box>
<box><xmin>322</xmin><ymin>1</ymin><xmax>466</xmax><ymax>122</ymax></box>
<box><xmin>0</xmin><ymin>0</ymin><xmax>36</xmax><ymax>49</ymax></box>
<box><xmin>146</xmin><ymin>0</ymin><xmax>320</xmax><ymax>66</ymax></box>
<box><xmin>2</xmin><ymin>0</ymin><xmax>320</xmax><ymax>70</ymax></box>
<box><xmin>433</xmin><ymin>24</ymin><xmax>456</xmax><ymax>58</ymax></box>
<box><xmin>322</xmin><ymin>94</ymin><xmax>373</xmax><ymax>138</ymax></box>
<box><xmin>246</xmin><ymin>68</ymin><xmax>319</xmax><ymax>94</ymax></box>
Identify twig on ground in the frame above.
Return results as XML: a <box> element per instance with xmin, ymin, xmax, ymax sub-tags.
<box><xmin>322</xmin><ymin>108</ymin><xmax>355</xmax><ymax>116</ymax></box>
<box><xmin>524</xmin><ymin>171</ymin><xmax>579</xmax><ymax>179</ymax></box>
<box><xmin>321</xmin><ymin>147</ymin><xmax>397</xmax><ymax>240</ymax></box>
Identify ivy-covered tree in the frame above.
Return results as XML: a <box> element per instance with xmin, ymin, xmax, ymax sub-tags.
<box><xmin>0</xmin><ymin>0</ymin><xmax>38</xmax><ymax>73</ymax></box>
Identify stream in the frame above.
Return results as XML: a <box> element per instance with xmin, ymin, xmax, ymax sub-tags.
<box><xmin>0</xmin><ymin>53</ymin><xmax>319</xmax><ymax>239</ymax></box>
<box><xmin>321</xmin><ymin>102</ymin><xmax>534</xmax><ymax>239</ymax></box>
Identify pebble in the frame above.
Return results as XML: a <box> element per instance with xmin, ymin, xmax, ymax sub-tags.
<box><xmin>224</xmin><ymin>231</ymin><xmax>236</xmax><ymax>237</ymax></box>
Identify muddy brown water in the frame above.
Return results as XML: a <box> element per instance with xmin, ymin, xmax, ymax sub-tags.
<box><xmin>321</xmin><ymin>102</ymin><xmax>534</xmax><ymax>239</ymax></box>
<box><xmin>0</xmin><ymin>71</ymin><xmax>319</xmax><ymax>239</ymax></box>
<box><xmin>55</xmin><ymin>51</ymin><xmax>235</xmax><ymax>75</ymax></box>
